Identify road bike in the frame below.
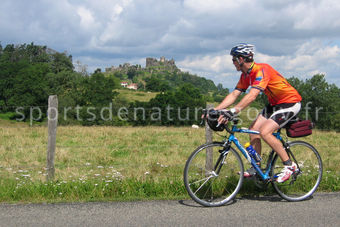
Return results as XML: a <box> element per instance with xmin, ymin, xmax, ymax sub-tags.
<box><xmin>183</xmin><ymin>110</ymin><xmax>323</xmax><ymax>207</ymax></box>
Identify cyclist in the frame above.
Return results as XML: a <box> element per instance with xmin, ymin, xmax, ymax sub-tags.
<box><xmin>215</xmin><ymin>43</ymin><xmax>302</xmax><ymax>183</ymax></box>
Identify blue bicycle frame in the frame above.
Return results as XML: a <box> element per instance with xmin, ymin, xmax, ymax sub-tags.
<box><xmin>225</xmin><ymin>125</ymin><xmax>283</xmax><ymax>181</ymax></box>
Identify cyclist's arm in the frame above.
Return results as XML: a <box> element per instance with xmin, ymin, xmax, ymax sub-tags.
<box><xmin>215</xmin><ymin>89</ymin><xmax>242</xmax><ymax>110</ymax></box>
<box><xmin>233</xmin><ymin>88</ymin><xmax>261</xmax><ymax>113</ymax></box>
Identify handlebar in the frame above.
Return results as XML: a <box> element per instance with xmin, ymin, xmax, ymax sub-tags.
<box><xmin>202</xmin><ymin>108</ymin><xmax>239</xmax><ymax>134</ymax></box>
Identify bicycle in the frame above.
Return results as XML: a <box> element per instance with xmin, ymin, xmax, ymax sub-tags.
<box><xmin>183</xmin><ymin>109</ymin><xmax>323</xmax><ymax>207</ymax></box>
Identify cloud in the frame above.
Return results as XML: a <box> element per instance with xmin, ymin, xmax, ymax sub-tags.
<box><xmin>183</xmin><ymin>0</ymin><xmax>247</xmax><ymax>13</ymax></box>
<box><xmin>178</xmin><ymin>40</ymin><xmax>340</xmax><ymax>88</ymax></box>
<box><xmin>77</xmin><ymin>7</ymin><xmax>97</xmax><ymax>30</ymax></box>
<box><xmin>1</xmin><ymin>0</ymin><xmax>340</xmax><ymax>87</ymax></box>
<box><xmin>291</xmin><ymin>0</ymin><xmax>340</xmax><ymax>31</ymax></box>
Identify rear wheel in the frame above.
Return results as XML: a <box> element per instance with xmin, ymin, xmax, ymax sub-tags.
<box><xmin>183</xmin><ymin>142</ymin><xmax>244</xmax><ymax>207</ymax></box>
<box><xmin>271</xmin><ymin>141</ymin><xmax>322</xmax><ymax>201</ymax></box>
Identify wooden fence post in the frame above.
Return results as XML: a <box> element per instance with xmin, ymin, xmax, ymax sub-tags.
<box><xmin>205</xmin><ymin>104</ymin><xmax>214</xmax><ymax>171</ymax></box>
<box><xmin>46</xmin><ymin>95</ymin><xmax>58</xmax><ymax>181</ymax></box>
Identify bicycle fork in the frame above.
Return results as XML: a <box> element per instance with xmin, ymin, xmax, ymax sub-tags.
<box><xmin>213</xmin><ymin>153</ymin><xmax>227</xmax><ymax>176</ymax></box>
<box><xmin>206</xmin><ymin>143</ymin><xmax>232</xmax><ymax>177</ymax></box>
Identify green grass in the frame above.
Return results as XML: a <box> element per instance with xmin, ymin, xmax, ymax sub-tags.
<box><xmin>0</xmin><ymin>125</ymin><xmax>339</xmax><ymax>203</ymax></box>
<box><xmin>0</xmin><ymin>177</ymin><xmax>186</xmax><ymax>203</ymax></box>
<box><xmin>0</xmin><ymin>112</ymin><xmax>16</xmax><ymax>120</ymax></box>
<box><xmin>117</xmin><ymin>89</ymin><xmax>158</xmax><ymax>102</ymax></box>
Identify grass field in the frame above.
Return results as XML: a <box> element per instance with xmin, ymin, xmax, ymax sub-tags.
<box><xmin>116</xmin><ymin>89</ymin><xmax>158</xmax><ymax>102</ymax></box>
<box><xmin>0</xmin><ymin>124</ymin><xmax>339</xmax><ymax>203</ymax></box>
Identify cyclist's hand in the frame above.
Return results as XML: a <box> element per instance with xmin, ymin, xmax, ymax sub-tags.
<box><xmin>222</xmin><ymin>109</ymin><xmax>235</xmax><ymax>119</ymax></box>
<box><xmin>217</xmin><ymin>114</ymin><xmax>228</xmax><ymax>125</ymax></box>
<box><xmin>217</xmin><ymin>109</ymin><xmax>235</xmax><ymax>125</ymax></box>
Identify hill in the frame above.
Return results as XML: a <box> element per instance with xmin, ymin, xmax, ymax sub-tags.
<box><xmin>2</xmin><ymin>43</ymin><xmax>338</xmax><ymax>129</ymax></box>
<box><xmin>104</xmin><ymin>56</ymin><xmax>226</xmax><ymax>95</ymax></box>
<box><xmin>0</xmin><ymin>43</ymin><xmax>230</xmax><ymax>126</ymax></box>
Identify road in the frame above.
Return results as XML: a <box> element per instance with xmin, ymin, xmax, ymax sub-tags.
<box><xmin>0</xmin><ymin>193</ymin><xmax>339</xmax><ymax>226</ymax></box>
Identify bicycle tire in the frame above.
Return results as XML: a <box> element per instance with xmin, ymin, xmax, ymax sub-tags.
<box><xmin>183</xmin><ymin>142</ymin><xmax>244</xmax><ymax>207</ymax></box>
<box><xmin>271</xmin><ymin>141</ymin><xmax>323</xmax><ymax>201</ymax></box>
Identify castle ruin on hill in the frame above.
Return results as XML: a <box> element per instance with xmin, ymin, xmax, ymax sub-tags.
<box><xmin>105</xmin><ymin>56</ymin><xmax>178</xmax><ymax>73</ymax></box>
<box><xmin>146</xmin><ymin>56</ymin><xmax>176</xmax><ymax>68</ymax></box>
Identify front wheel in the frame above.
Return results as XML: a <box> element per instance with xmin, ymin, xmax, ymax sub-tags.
<box><xmin>271</xmin><ymin>141</ymin><xmax>323</xmax><ymax>201</ymax></box>
<box><xmin>183</xmin><ymin>142</ymin><xmax>244</xmax><ymax>207</ymax></box>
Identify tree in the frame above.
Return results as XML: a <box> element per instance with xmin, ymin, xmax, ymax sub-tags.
<box><xmin>131</xmin><ymin>83</ymin><xmax>206</xmax><ymax>126</ymax></box>
<box><xmin>127</xmin><ymin>67</ymin><xmax>137</xmax><ymax>79</ymax></box>
<box><xmin>217</xmin><ymin>83</ymin><xmax>223</xmax><ymax>91</ymax></box>
<box><xmin>145</xmin><ymin>76</ymin><xmax>170</xmax><ymax>92</ymax></box>
<box><xmin>213</xmin><ymin>87</ymin><xmax>229</xmax><ymax>103</ymax></box>
<box><xmin>50</xmin><ymin>52</ymin><xmax>74</xmax><ymax>73</ymax></box>
<box><xmin>288</xmin><ymin>74</ymin><xmax>340</xmax><ymax>130</ymax></box>
<box><xmin>81</xmin><ymin>72</ymin><xmax>118</xmax><ymax>106</ymax></box>
<box><xmin>77</xmin><ymin>72</ymin><xmax>119</xmax><ymax>125</ymax></box>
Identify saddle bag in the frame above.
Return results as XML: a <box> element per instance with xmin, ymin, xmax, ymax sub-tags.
<box><xmin>286</xmin><ymin>119</ymin><xmax>314</xmax><ymax>138</ymax></box>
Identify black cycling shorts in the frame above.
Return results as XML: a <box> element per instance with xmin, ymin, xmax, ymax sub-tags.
<box><xmin>261</xmin><ymin>102</ymin><xmax>301</xmax><ymax>127</ymax></box>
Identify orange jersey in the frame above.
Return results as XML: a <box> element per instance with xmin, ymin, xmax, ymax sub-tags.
<box><xmin>235</xmin><ymin>62</ymin><xmax>302</xmax><ymax>105</ymax></box>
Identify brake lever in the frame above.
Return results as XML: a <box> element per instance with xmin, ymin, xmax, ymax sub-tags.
<box><xmin>199</xmin><ymin>119</ymin><xmax>205</xmax><ymax>126</ymax></box>
<box><xmin>200</xmin><ymin>109</ymin><xmax>208</xmax><ymax>126</ymax></box>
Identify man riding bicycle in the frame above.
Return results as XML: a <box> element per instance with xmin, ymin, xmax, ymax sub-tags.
<box><xmin>215</xmin><ymin>43</ymin><xmax>302</xmax><ymax>183</ymax></box>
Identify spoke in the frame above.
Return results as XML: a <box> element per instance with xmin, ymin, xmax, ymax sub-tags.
<box><xmin>202</xmin><ymin>177</ymin><xmax>216</xmax><ymax>202</ymax></box>
<box><xmin>189</xmin><ymin>176</ymin><xmax>211</xmax><ymax>186</ymax></box>
<box><xmin>271</xmin><ymin>141</ymin><xmax>322</xmax><ymax>201</ymax></box>
<box><xmin>184</xmin><ymin>143</ymin><xmax>243</xmax><ymax>206</ymax></box>
<box><xmin>193</xmin><ymin>175</ymin><xmax>214</xmax><ymax>195</ymax></box>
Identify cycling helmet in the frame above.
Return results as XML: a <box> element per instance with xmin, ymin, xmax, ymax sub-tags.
<box><xmin>207</xmin><ymin>109</ymin><xmax>224</xmax><ymax>131</ymax></box>
<box><xmin>230</xmin><ymin>43</ymin><xmax>255</xmax><ymax>60</ymax></box>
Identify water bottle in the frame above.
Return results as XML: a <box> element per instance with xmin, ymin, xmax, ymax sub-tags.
<box><xmin>244</xmin><ymin>142</ymin><xmax>262</xmax><ymax>162</ymax></box>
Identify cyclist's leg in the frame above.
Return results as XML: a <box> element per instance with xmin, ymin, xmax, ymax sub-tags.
<box><xmin>259</xmin><ymin>102</ymin><xmax>301</xmax><ymax>162</ymax></box>
<box><xmin>244</xmin><ymin>114</ymin><xmax>267</xmax><ymax>177</ymax></box>
<box><xmin>258</xmin><ymin>120</ymin><xmax>288</xmax><ymax>161</ymax></box>
<box><xmin>249</xmin><ymin>115</ymin><xmax>267</xmax><ymax>156</ymax></box>
<box><xmin>249</xmin><ymin>104</ymin><xmax>273</xmax><ymax>156</ymax></box>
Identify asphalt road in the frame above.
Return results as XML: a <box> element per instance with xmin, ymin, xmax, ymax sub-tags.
<box><xmin>0</xmin><ymin>193</ymin><xmax>339</xmax><ymax>227</ymax></box>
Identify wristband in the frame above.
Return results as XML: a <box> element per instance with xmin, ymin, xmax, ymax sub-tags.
<box><xmin>230</xmin><ymin>108</ymin><xmax>236</xmax><ymax>114</ymax></box>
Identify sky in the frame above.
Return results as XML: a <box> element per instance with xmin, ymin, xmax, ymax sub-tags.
<box><xmin>1</xmin><ymin>0</ymin><xmax>340</xmax><ymax>88</ymax></box>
